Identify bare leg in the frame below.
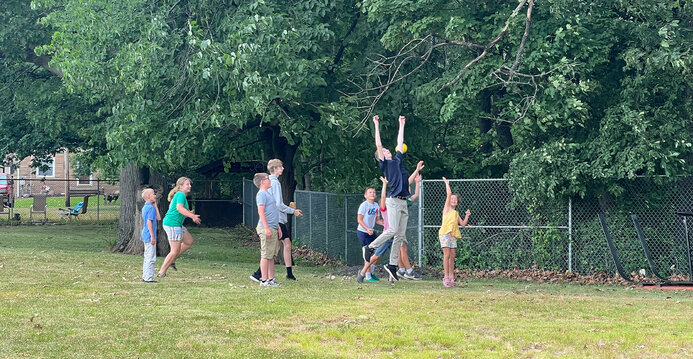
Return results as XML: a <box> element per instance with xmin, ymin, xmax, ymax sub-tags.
<box><xmin>360</xmin><ymin>255</ymin><xmax>380</xmax><ymax>276</ymax></box>
<box><xmin>178</xmin><ymin>231</ymin><xmax>195</xmax><ymax>258</ymax></box>
<box><xmin>160</xmin><ymin>241</ymin><xmax>181</xmax><ymax>275</ymax></box>
<box><xmin>399</xmin><ymin>243</ymin><xmax>412</xmax><ymax>270</ymax></box>
<box><xmin>442</xmin><ymin>247</ymin><xmax>451</xmax><ymax>281</ymax></box>
<box><xmin>282</xmin><ymin>238</ymin><xmax>292</xmax><ymax>267</ymax></box>
<box><xmin>260</xmin><ymin>258</ymin><xmax>272</xmax><ymax>281</ymax></box>
<box><xmin>448</xmin><ymin>248</ymin><xmax>456</xmax><ymax>282</ymax></box>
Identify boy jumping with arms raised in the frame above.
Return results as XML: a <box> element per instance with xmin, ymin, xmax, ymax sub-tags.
<box><xmin>363</xmin><ymin>114</ymin><xmax>423</xmax><ymax>281</ymax></box>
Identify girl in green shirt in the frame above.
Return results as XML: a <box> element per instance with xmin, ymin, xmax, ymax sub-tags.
<box><xmin>158</xmin><ymin>177</ymin><xmax>202</xmax><ymax>277</ymax></box>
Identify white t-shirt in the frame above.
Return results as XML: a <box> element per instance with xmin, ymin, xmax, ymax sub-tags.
<box><xmin>357</xmin><ymin>201</ymin><xmax>380</xmax><ymax>233</ymax></box>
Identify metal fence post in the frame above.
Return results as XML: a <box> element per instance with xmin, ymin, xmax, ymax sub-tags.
<box><xmin>568</xmin><ymin>197</ymin><xmax>572</xmax><ymax>273</ymax></box>
<box><xmin>309</xmin><ymin>192</ymin><xmax>313</xmax><ymax>247</ymax></box>
<box><xmin>242</xmin><ymin>179</ymin><xmax>246</xmax><ymax>226</ymax></box>
<box><xmin>344</xmin><ymin>195</ymin><xmax>348</xmax><ymax>264</ymax></box>
<box><xmin>97</xmin><ymin>179</ymin><xmax>101</xmax><ymax>224</ymax></box>
<box><xmin>418</xmin><ymin>179</ymin><xmax>424</xmax><ymax>267</ymax></box>
<box><xmin>325</xmin><ymin>195</ymin><xmax>329</xmax><ymax>256</ymax></box>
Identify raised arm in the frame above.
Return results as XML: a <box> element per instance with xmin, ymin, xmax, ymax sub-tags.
<box><xmin>442</xmin><ymin>177</ymin><xmax>452</xmax><ymax>214</ymax></box>
<box><xmin>154</xmin><ymin>201</ymin><xmax>162</xmax><ymax>221</ymax></box>
<box><xmin>408</xmin><ymin>160</ymin><xmax>424</xmax><ymax>184</ymax></box>
<box><xmin>410</xmin><ymin>174</ymin><xmax>421</xmax><ymax>202</ymax></box>
<box><xmin>396</xmin><ymin>116</ymin><xmax>405</xmax><ymax>151</ymax></box>
<box><xmin>379</xmin><ymin>176</ymin><xmax>388</xmax><ymax>209</ymax></box>
<box><xmin>373</xmin><ymin>115</ymin><xmax>384</xmax><ymax>161</ymax></box>
<box><xmin>458</xmin><ymin>209</ymin><xmax>471</xmax><ymax>227</ymax></box>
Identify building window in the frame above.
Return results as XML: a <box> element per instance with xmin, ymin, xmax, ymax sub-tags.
<box><xmin>77</xmin><ymin>175</ymin><xmax>92</xmax><ymax>186</ymax></box>
<box><xmin>36</xmin><ymin>158</ymin><xmax>56</xmax><ymax>177</ymax></box>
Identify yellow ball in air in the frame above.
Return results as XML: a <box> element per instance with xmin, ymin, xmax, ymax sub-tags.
<box><xmin>397</xmin><ymin>144</ymin><xmax>408</xmax><ymax>154</ymax></box>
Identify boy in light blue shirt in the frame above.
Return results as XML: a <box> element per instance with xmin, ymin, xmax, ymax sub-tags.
<box><xmin>141</xmin><ymin>188</ymin><xmax>161</xmax><ymax>283</ymax></box>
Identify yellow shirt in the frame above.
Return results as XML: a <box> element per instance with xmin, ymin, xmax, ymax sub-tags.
<box><xmin>439</xmin><ymin>209</ymin><xmax>461</xmax><ymax>238</ymax></box>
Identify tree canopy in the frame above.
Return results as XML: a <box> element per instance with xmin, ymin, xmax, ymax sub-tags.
<box><xmin>2</xmin><ymin>0</ymin><xmax>692</xmax><ymax>204</ymax></box>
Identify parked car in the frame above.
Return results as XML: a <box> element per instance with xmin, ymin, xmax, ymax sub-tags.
<box><xmin>0</xmin><ymin>173</ymin><xmax>13</xmax><ymax>206</ymax></box>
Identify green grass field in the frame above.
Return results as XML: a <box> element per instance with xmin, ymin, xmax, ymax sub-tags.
<box><xmin>2</xmin><ymin>225</ymin><xmax>693</xmax><ymax>358</ymax></box>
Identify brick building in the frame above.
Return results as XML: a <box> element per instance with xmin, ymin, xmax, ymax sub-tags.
<box><xmin>2</xmin><ymin>151</ymin><xmax>119</xmax><ymax>198</ymax></box>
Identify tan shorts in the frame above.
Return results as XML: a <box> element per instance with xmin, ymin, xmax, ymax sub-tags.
<box><xmin>256</xmin><ymin>226</ymin><xmax>279</xmax><ymax>259</ymax></box>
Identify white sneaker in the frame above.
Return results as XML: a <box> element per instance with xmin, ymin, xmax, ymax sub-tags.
<box><xmin>403</xmin><ymin>271</ymin><xmax>421</xmax><ymax>280</ymax></box>
<box><xmin>268</xmin><ymin>278</ymin><xmax>280</xmax><ymax>287</ymax></box>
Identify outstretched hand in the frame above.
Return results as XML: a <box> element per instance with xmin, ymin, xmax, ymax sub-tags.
<box><xmin>416</xmin><ymin>160</ymin><xmax>424</xmax><ymax>172</ymax></box>
<box><xmin>442</xmin><ymin>176</ymin><xmax>448</xmax><ymax>184</ymax></box>
<box><xmin>379</xmin><ymin>176</ymin><xmax>388</xmax><ymax>184</ymax></box>
<box><xmin>398</xmin><ymin>115</ymin><xmax>406</xmax><ymax>126</ymax></box>
<box><xmin>373</xmin><ymin>115</ymin><xmax>379</xmax><ymax>125</ymax></box>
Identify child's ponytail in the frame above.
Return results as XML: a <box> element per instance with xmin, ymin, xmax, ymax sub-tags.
<box><xmin>168</xmin><ymin>177</ymin><xmax>191</xmax><ymax>201</ymax></box>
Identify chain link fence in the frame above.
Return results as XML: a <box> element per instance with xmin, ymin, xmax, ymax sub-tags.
<box><xmin>243</xmin><ymin>177</ymin><xmax>693</xmax><ymax>278</ymax></box>
<box><xmin>0</xmin><ymin>178</ymin><xmax>120</xmax><ymax>224</ymax></box>
<box><xmin>420</xmin><ymin>179</ymin><xmax>570</xmax><ymax>272</ymax></box>
<box><xmin>575</xmin><ymin>177</ymin><xmax>693</xmax><ymax>279</ymax></box>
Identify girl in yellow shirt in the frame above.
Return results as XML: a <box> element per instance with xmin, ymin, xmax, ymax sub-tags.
<box><xmin>439</xmin><ymin>177</ymin><xmax>471</xmax><ymax>287</ymax></box>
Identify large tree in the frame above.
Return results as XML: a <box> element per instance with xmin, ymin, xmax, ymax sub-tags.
<box><xmin>356</xmin><ymin>0</ymin><xmax>693</xmax><ymax>203</ymax></box>
<box><xmin>26</xmin><ymin>0</ymin><xmax>396</xmax><ymax>249</ymax></box>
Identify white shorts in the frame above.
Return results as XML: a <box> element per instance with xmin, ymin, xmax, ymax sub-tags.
<box><xmin>163</xmin><ymin>225</ymin><xmax>188</xmax><ymax>242</ymax></box>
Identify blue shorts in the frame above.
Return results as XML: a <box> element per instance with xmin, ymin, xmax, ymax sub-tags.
<box><xmin>374</xmin><ymin>238</ymin><xmax>393</xmax><ymax>257</ymax></box>
<box><xmin>357</xmin><ymin>230</ymin><xmax>377</xmax><ymax>246</ymax></box>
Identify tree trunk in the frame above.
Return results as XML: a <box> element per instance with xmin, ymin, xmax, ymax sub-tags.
<box><xmin>118</xmin><ymin>170</ymin><xmax>170</xmax><ymax>256</ymax></box>
<box><xmin>113</xmin><ymin>162</ymin><xmax>141</xmax><ymax>252</ymax></box>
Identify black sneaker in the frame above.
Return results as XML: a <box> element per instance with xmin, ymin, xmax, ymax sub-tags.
<box><xmin>362</xmin><ymin>245</ymin><xmax>374</xmax><ymax>262</ymax></box>
<box><xmin>384</xmin><ymin>264</ymin><xmax>399</xmax><ymax>281</ymax></box>
<box><xmin>170</xmin><ymin>262</ymin><xmax>177</xmax><ymax>271</ymax></box>
<box><xmin>286</xmin><ymin>274</ymin><xmax>297</xmax><ymax>281</ymax></box>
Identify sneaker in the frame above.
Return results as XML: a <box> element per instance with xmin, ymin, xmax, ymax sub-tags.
<box><xmin>403</xmin><ymin>271</ymin><xmax>421</xmax><ymax>280</ymax></box>
<box><xmin>398</xmin><ymin>268</ymin><xmax>406</xmax><ymax>275</ymax></box>
<box><xmin>366</xmin><ymin>277</ymin><xmax>378</xmax><ymax>282</ymax></box>
<box><xmin>260</xmin><ymin>280</ymin><xmax>271</xmax><ymax>287</ymax></box>
<box><xmin>249</xmin><ymin>274</ymin><xmax>262</xmax><ymax>283</ymax></box>
<box><xmin>269</xmin><ymin>278</ymin><xmax>280</xmax><ymax>286</ymax></box>
<box><xmin>286</xmin><ymin>274</ymin><xmax>297</xmax><ymax>281</ymax></box>
<box><xmin>141</xmin><ymin>279</ymin><xmax>158</xmax><ymax>283</ymax></box>
<box><xmin>443</xmin><ymin>277</ymin><xmax>452</xmax><ymax>287</ymax></box>
<box><xmin>387</xmin><ymin>280</ymin><xmax>395</xmax><ymax>285</ymax></box>
<box><xmin>362</xmin><ymin>245</ymin><xmax>374</xmax><ymax>262</ymax></box>
<box><xmin>356</xmin><ymin>272</ymin><xmax>364</xmax><ymax>283</ymax></box>
<box><xmin>156</xmin><ymin>273</ymin><xmax>167</xmax><ymax>278</ymax></box>
<box><xmin>370</xmin><ymin>274</ymin><xmax>380</xmax><ymax>281</ymax></box>
<box><xmin>170</xmin><ymin>263</ymin><xmax>177</xmax><ymax>271</ymax></box>
<box><xmin>383</xmin><ymin>264</ymin><xmax>399</xmax><ymax>281</ymax></box>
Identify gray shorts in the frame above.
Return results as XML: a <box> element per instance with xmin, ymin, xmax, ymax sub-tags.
<box><xmin>163</xmin><ymin>225</ymin><xmax>188</xmax><ymax>241</ymax></box>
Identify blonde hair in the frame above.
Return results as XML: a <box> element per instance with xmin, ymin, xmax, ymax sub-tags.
<box><xmin>253</xmin><ymin>173</ymin><xmax>268</xmax><ymax>188</ymax></box>
<box><xmin>267</xmin><ymin>159</ymin><xmax>283</xmax><ymax>174</ymax></box>
<box><xmin>141</xmin><ymin>188</ymin><xmax>154</xmax><ymax>201</ymax></box>
<box><xmin>168</xmin><ymin>177</ymin><xmax>191</xmax><ymax>201</ymax></box>
<box><xmin>374</xmin><ymin>149</ymin><xmax>389</xmax><ymax>160</ymax></box>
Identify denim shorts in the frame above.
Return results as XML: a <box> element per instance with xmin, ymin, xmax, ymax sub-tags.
<box><xmin>374</xmin><ymin>238</ymin><xmax>393</xmax><ymax>257</ymax></box>
<box><xmin>163</xmin><ymin>225</ymin><xmax>188</xmax><ymax>242</ymax></box>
